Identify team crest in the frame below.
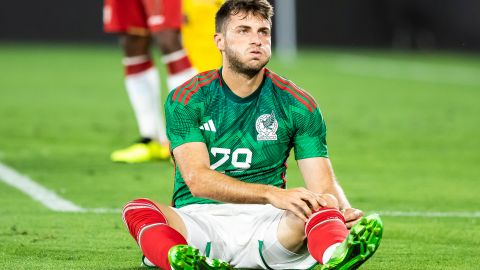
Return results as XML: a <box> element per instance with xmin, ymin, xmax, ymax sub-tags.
<box><xmin>256</xmin><ymin>111</ymin><xmax>278</xmax><ymax>141</ymax></box>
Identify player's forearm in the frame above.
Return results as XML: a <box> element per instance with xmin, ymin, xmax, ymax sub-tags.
<box><xmin>299</xmin><ymin>157</ymin><xmax>352</xmax><ymax>210</ymax></box>
<box><xmin>184</xmin><ymin>167</ymin><xmax>277</xmax><ymax>204</ymax></box>
<box><xmin>327</xmin><ymin>180</ymin><xmax>351</xmax><ymax>210</ymax></box>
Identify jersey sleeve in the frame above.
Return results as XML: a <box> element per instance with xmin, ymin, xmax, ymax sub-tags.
<box><xmin>293</xmin><ymin>106</ymin><xmax>328</xmax><ymax>159</ymax></box>
<box><xmin>165</xmin><ymin>99</ymin><xmax>205</xmax><ymax>150</ymax></box>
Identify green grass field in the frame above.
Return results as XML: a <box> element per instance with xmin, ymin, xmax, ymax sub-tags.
<box><xmin>0</xmin><ymin>43</ymin><xmax>479</xmax><ymax>269</ymax></box>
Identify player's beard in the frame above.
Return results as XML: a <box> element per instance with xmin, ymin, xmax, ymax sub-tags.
<box><xmin>225</xmin><ymin>45</ymin><xmax>269</xmax><ymax>78</ymax></box>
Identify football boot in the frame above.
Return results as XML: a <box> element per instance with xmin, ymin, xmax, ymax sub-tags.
<box><xmin>310</xmin><ymin>214</ymin><xmax>383</xmax><ymax>270</ymax></box>
<box><xmin>111</xmin><ymin>138</ymin><xmax>170</xmax><ymax>163</ymax></box>
<box><xmin>168</xmin><ymin>244</ymin><xmax>233</xmax><ymax>270</ymax></box>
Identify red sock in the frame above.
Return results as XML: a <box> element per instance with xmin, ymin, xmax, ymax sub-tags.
<box><xmin>123</xmin><ymin>56</ymin><xmax>154</xmax><ymax>75</ymax></box>
<box><xmin>163</xmin><ymin>50</ymin><xmax>193</xmax><ymax>75</ymax></box>
<box><xmin>123</xmin><ymin>198</ymin><xmax>187</xmax><ymax>270</ymax></box>
<box><xmin>139</xmin><ymin>224</ymin><xmax>187</xmax><ymax>270</ymax></box>
<box><xmin>305</xmin><ymin>208</ymin><xmax>349</xmax><ymax>264</ymax></box>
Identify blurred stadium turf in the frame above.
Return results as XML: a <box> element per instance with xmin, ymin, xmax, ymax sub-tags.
<box><xmin>0</xmin><ymin>44</ymin><xmax>479</xmax><ymax>269</ymax></box>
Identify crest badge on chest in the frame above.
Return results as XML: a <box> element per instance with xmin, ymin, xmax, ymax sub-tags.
<box><xmin>256</xmin><ymin>111</ymin><xmax>278</xmax><ymax>141</ymax></box>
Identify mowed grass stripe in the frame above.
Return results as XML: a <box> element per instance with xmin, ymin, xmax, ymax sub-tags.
<box><xmin>335</xmin><ymin>54</ymin><xmax>480</xmax><ymax>86</ymax></box>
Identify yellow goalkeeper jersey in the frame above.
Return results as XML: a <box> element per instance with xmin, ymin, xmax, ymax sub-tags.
<box><xmin>182</xmin><ymin>0</ymin><xmax>223</xmax><ymax>72</ymax></box>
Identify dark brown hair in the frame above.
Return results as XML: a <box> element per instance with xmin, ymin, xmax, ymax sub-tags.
<box><xmin>215</xmin><ymin>0</ymin><xmax>274</xmax><ymax>33</ymax></box>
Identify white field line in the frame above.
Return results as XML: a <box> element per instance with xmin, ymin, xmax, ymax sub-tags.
<box><xmin>335</xmin><ymin>54</ymin><xmax>480</xmax><ymax>86</ymax></box>
<box><xmin>0</xmin><ymin>161</ymin><xmax>123</xmax><ymax>213</ymax></box>
<box><xmin>0</xmin><ymin>162</ymin><xmax>122</xmax><ymax>213</ymax></box>
<box><xmin>0</xmin><ymin>162</ymin><xmax>121</xmax><ymax>213</ymax></box>
<box><xmin>1</xmin><ymin>162</ymin><xmax>479</xmax><ymax>217</ymax></box>
<box><xmin>376</xmin><ymin>210</ymin><xmax>480</xmax><ymax>218</ymax></box>
<box><xmin>88</xmin><ymin>207</ymin><xmax>121</xmax><ymax>213</ymax></box>
<box><xmin>85</xmin><ymin>209</ymin><xmax>480</xmax><ymax>218</ymax></box>
<box><xmin>0</xmin><ymin>162</ymin><xmax>85</xmax><ymax>212</ymax></box>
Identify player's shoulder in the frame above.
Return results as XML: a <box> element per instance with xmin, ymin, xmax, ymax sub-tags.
<box><xmin>264</xmin><ymin>69</ymin><xmax>318</xmax><ymax>112</ymax></box>
<box><xmin>168</xmin><ymin>69</ymin><xmax>220</xmax><ymax>105</ymax></box>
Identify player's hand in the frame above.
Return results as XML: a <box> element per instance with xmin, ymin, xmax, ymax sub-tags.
<box><xmin>342</xmin><ymin>208</ymin><xmax>363</xmax><ymax>229</ymax></box>
<box><xmin>266</xmin><ymin>187</ymin><xmax>330</xmax><ymax>222</ymax></box>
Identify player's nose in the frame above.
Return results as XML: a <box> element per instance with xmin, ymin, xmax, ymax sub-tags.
<box><xmin>249</xmin><ymin>33</ymin><xmax>262</xmax><ymax>45</ymax></box>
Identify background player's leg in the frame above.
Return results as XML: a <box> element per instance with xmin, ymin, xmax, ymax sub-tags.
<box><xmin>123</xmin><ymin>198</ymin><xmax>188</xmax><ymax>269</ymax></box>
<box><xmin>121</xmin><ymin>34</ymin><xmax>162</xmax><ymax>143</ymax></box>
<box><xmin>152</xmin><ymin>29</ymin><xmax>197</xmax><ymax>91</ymax></box>
<box><xmin>111</xmin><ymin>34</ymin><xmax>170</xmax><ymax>163</ymax></box>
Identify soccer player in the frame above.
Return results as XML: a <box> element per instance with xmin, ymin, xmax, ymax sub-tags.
<box><xmin>103</xmin><ymin>0</ymin><xmax>197</xmax><ymax>163</ymax></box>
<box><xmin>122</xmin><ymin>0</ymin><xmax>383</xmax><ymax>269</ymax></box>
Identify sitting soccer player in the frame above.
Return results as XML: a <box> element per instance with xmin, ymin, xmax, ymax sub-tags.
<box><xmin>122</xmin><ymin>0</ymin><xmax>383</xmax><ymax>269</ymax></box>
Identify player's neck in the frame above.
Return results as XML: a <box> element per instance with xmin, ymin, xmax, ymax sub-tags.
<box><xmin>221</xmin><ymin>67</ymin><xmax>265</xmax><ymax>98</ymax></box>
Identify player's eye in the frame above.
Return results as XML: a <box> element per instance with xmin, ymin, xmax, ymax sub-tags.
<box><xmin>237</xmin><ymin>27</ymin><xmax>250</xmax><ymax>34</ymax></box>
<box><xmin>259</xmin><ymin>30</ymin><xmax>270</xmax><ymax>36</ymax></box>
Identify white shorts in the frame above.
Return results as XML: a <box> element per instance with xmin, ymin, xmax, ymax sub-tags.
<box><xmin>172</xmin><ymin>204</ymin><xmax>317</xmax><ymax>269</ymax></box>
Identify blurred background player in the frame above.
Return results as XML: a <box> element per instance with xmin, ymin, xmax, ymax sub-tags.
<box><xmin>103</xmin><ymin>0</ymin><xmax>202</xmax><ymax>163</ymax></box>
<box><xmin>182</xmin><ymin>0</ymin><xmax>223</xmax><ymax>72</ymax></box>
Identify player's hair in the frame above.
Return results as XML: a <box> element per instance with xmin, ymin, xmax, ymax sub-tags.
<box><xmin>215</xmin><ymin>0</ymin><xmax>274</xmax><ymax>33</ymax></box>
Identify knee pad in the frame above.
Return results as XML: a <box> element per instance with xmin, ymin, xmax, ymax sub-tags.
<box><xmin>122</xmin><ymin>198</ymin><xmax>168</xmax><ymax>241</ymax></box>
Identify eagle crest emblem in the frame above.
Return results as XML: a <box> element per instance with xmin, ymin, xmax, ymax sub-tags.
<box><xmin>256</xmin><ymin>111</ymin><xmax>278</xmax><ymax>141</ymax></box>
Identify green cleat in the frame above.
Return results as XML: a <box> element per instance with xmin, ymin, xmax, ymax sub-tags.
<box><xmin>168</xmin><ymin>244</ymin><xmax>233</xmax><ymax>270</ymax></box>
<box><xmin>310</xmin><ymin>214</ymin><xmax>383</xmax><ymax>270</ymax></box>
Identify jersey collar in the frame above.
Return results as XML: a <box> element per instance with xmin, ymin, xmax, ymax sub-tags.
<box><xmin>219</xmin><ymin>67</ymin><xmax>266</xmax><ymax>103</ymax></box>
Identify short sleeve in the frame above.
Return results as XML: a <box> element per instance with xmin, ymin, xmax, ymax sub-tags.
<box><xmin>165</xmin><ymin>101</ymin><xmax>205</xmax><ymax>150</ymax></box>
<box><xmin>293</xmin><ymin>107</ymin><xmax>328</xmax><ymax>159</ymax></box>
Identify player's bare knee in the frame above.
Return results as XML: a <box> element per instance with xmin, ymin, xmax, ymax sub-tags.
<box><xmin>322</xmin><ymin>193</ymin><xmax>339</xmax><ymax>209</ymax></box>
<box><xmin>153</xmin><ymin>30</ymin><xmax>183</xmax><ymax>54</ymax></box>
<box><xmin>120</xmin><ymin>34</ymin><xmax>150</xmax><ymax>56</ymax></box>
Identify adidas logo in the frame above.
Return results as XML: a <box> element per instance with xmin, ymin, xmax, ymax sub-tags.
<box><xmin>199</xmin><ymin>119</ymin><xmax>216</xmax><ymax>132</ymax></box>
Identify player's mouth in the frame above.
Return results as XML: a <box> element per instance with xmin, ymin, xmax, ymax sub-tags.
<box><xmin>249</xmin><ymin>50</ymin><xmax>263</xmax><ymax>60</ymax></box>
<box><xmin>249</xmin><ymin>49</ymin><xmax>263</xmax><ymax>56</ymax></box>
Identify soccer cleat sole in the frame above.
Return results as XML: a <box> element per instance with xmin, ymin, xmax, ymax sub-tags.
<box><xmin>317</xmin><ymin>214</ymin><xmax>383</xmax><ymax>270</ymax></box>
<box><xmin>168</xmin><ymin>245</ymin><xmax>233</xmax><ymax>270</ymax></box>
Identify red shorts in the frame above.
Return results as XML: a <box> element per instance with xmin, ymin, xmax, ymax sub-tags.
<box><xmin>103</xmin><ymin>0</ymin><xmax>182</xmax><ymax>35</ymax></box>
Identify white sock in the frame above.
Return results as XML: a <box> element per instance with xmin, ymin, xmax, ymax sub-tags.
<box><xmin>162</xmin><ymin>49</ymin><xmax>198</xmax><ymax>91</ymax></box>
<box><xmin>125</xmin><ymin>67</ymin><xmax>168</xmax><ymax>144</ymax></box>
<box><xmin>322</xmin><ymin>242</ymin><xmax>341</xmax><ymax>264</ymax></box>
<box><xmin>166</xmin><ymin>67</ymin><xmax>198</xmax><ymax>91</ymax></box>
<box><xmin>142</xmin><ymin>256</ymin><xmax>155</xmax><ymax>267</ymax></box>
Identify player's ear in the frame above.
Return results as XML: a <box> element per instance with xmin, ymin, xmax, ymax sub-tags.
<box><xmin>214</xmin><ymin>33</ymin><xmax>225</xmax><ymax>51</ymax></box>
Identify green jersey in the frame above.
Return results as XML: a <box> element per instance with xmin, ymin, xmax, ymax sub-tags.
<box><xmin>165</xmin><ymin>68</ymin><xmax>328</xmax><ymax>208</ymax></box>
